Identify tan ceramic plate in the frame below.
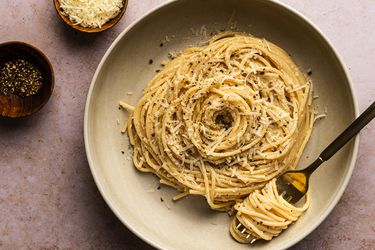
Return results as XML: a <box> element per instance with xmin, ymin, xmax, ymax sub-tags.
<box><xmin>84</xmin><ymin>0</ymin><xmax>359</xmax><ymax>249</ymax></box>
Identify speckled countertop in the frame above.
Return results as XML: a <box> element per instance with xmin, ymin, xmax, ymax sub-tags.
<box><xmin>0</xmin><ymin>0</ymin><xmax>374</xmax><ymax>249</ymax></box>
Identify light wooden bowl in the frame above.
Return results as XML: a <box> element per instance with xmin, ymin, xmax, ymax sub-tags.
<box><xmin>0</xmin><ymin>42</ymin><xmax>54</xmax><ymax>118</ymax></box>
<box><xmin>53</xmin><ymin>0</ymin><xmax>128</xmax><ymax>33</ymax></box>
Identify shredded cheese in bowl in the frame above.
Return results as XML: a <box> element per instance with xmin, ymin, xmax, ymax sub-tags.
<box><xmin>59</xmin><ymin>0</ymin><xmax>124</xmax><ymax>28</ymax></box>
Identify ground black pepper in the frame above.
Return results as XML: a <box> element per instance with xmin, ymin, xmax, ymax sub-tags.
<box><xmin>0</xmin><ymin>59</ymin><xmax>43</xmax><ymax>97</ymax></box>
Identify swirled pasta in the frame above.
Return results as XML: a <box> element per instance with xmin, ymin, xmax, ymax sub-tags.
<box><xmin>230</xmin><ymin>179</ymin><xmax>309</xmax><ymax>242</ymax></box>
<box><xmin>122</xmin><ymin>32</ymin><xmax>313</xmax><ymax>212</ymax></box>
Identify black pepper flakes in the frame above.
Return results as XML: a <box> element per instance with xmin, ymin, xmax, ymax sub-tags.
<box><xmin>0</xmin><ymin>59</ymin><xmax>43</xmax><ymax>97</ymax></box>
<box><xmin>148</xmin><ymin>59</ymin><xmax>153</xmax><ymax>64</ymax></box>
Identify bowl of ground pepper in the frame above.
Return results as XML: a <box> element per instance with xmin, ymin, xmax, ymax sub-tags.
<box><xmin>0</xmin><ymin>42</ymin><xmax>54</xmax><ymax>118</ymax></box>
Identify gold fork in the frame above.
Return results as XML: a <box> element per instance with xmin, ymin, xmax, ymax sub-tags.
<box><xmin>235</xmin><ymin>101</ymin><xmax>375</xmax><ymax>243</ymax></box>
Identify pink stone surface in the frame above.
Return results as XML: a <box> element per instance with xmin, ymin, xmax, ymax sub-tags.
<box><xmin>0</xmin><ymin>0</ymin><xmax>374</xmax><ymax>249</ymax></box>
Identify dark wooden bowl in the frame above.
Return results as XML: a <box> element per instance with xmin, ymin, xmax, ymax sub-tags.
<box><xmin>53</xmin><ymin>0</ymin><xmax>128</xmax><ymax>33</ymax></box>
<box><xmin>0</xmin><ymin>42</ymin><xmax>54</xmax><ymax>118</ymax></box>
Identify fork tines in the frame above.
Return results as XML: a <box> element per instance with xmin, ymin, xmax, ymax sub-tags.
<box><xmin>235</xmin><ymin>220</ymin><xmax>257</xmax><ymax>244</ymax></box>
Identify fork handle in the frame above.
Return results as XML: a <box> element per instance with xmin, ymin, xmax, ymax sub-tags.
<box><xmin>320</xmin><ymin>101</ymin><xmax>375</xmax><ymax>161</ymax></box>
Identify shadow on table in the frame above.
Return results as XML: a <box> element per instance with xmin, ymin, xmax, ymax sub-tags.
<box><xmin>0</xmin><ymin>108</ymin><xmax>47</xmax><ymax>134</ymax></box>
<box><xmin>50</xmin><ymin>8</ymin><xmax>122</xmax><ymax>53</ymax></box>
<box><xmin>93</xmin><ymin>194</ymin><xmax>156</xmax><ymax>250</ymax></box>
<box><xmin>81</xmin><ymin>157</ymin><xmax>155</xmax><ymax>250</ymax></box>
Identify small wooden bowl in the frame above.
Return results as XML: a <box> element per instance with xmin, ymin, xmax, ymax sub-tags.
<box><xmin>53</xmin><ymin>0</ymin><xmax>128</xmax><ymax>33</ymax></box>
<box><xmin>0</xmin><ymin>42</ymin><xmax>54</xmax><ymax>118</ymax></box>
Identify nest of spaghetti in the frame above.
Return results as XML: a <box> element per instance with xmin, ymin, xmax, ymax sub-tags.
<box><xmin>230</xmin><ymin>179</ymin><xmax>310</xmax><ymax>242</ymax></box>
<box><xmin>124</xmin><ymin>32</ymin><xmax>313</xmax><ymax>211</ymax></box>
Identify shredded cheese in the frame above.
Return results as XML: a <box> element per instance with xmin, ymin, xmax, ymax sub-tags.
<box><xmin>59</xmin><ymin>0</ymin><xmax>124</xmax><ymax>28</ymax></box>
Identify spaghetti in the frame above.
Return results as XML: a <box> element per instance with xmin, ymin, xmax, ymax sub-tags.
<box><xmin>121</xmin><ymin>32</ymin><xmax>313</xmax><ymax>214</ymax></box>
<box><xmin>230</xmin><ymin>179</ymin><xmax>309</xmax><ymax>242</ymax></box>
